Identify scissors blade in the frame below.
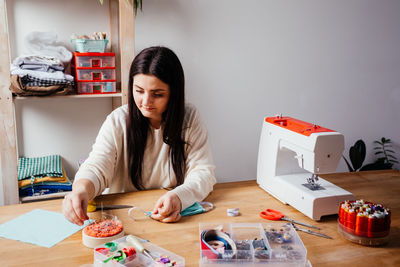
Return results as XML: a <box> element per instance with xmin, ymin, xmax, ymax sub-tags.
<box><xmin>99</xmin><ymin>205</ymin><xmax>133</xmax><ymax>211</ymax></box>
<box><xmin>282</xmin><ymin>217</ymin><xmax>321</xmax><ymax>230</ymax></box>
<box><xmin>295</xmin><ymin>227</ymin><xmax>332</xmax><ymax>239</ymax></box>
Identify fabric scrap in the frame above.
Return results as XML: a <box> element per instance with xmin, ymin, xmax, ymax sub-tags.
<box><xmin>0</xmin><ymin>209</ymin><xmax>90</xmax><ymax>248</ymax></box>
<box><xmin>18</xmin><ymin>155</ymin><xmax>63</xmax><ymax>181</ymax></box>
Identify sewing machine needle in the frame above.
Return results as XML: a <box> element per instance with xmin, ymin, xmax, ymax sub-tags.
<box><xmin>282</xmin><ymin>217</ymin><xmax>321</xmax><ymax>230</ymax></box>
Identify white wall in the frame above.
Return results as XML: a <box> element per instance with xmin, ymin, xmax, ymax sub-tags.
<box><xmin>135</xmin><ymin>0</ymin><xmax>400</xmax><ymax>182</ymax></box>
<box><xmin>8</xmin><ymin>0</ymin><xmax>400</xmax><ymax>184</ymax></box>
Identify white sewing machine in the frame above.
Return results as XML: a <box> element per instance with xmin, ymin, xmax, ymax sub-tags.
<box><xmin>257</xmin><ymin>115</ymin><xmax>355</xmax><ymax>220</ymax></box>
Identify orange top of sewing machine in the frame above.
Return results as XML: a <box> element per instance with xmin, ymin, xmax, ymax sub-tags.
<box><xmin>265</xmin><ymin>116</ymin><xmax>334</xmax><ymax>136</ymax></box>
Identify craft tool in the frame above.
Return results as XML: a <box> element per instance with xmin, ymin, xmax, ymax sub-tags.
<box><xmin>290</xmin><ymin>223</ymin><xmax>332</xmax><ymax>239</ymax></box>
<box><xmin>126</xmin><ymin>235</ymin><xmax>156</xmax><ymax>262</ymax></box>
<box><xmin>260</xmin><ymin>209</ymin><xmax>320</xmax><ymax>230</ymax></box>
<box><xmin>87</xmin><ymin>200</ymin><xmax>133</xmax><ymax>212</ymax></box>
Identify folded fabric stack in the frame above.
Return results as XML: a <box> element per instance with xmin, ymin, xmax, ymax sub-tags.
<box><xmin>18</xmin><ymin>155</ymin><xmax>72</xmax><ymax>197</ymax></box>
<box><xmin>10</xmin><ymin>55</ymin><xmax>74</xmax><ymax>96</ymax></box>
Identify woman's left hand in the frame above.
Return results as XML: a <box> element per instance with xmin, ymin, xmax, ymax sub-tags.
<box><xmin>151</xmin><ymin>191</ymin><xmax>182</xmax><ymax>223</ymax></box>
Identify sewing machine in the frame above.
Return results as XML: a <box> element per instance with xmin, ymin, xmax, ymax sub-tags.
<box><xmin>257</xmin><ymin>115</ymin><xmax>355</xmax><ymax>220</ymax></box>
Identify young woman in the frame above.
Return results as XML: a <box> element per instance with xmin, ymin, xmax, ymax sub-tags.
<box><xmin>62</xmin><ymin>46</ymin><xmax>216</xmax><ymax>225</ymax></box>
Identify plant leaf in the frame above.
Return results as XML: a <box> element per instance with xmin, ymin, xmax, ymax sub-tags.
<box><xmin>349</xmin><ymin>140</ymin><xmax>366</xmax><ymax>170</ymax></box>
<box><xmin>133</xmin><ymin>0</ymin><xmax>143</xmax><ymax>15</ymax></box>
<box><xmin>342</xmin><ymin>156</ymin><xmax>355</xmax><ymax>172</ymax></box>
<box><xmin>374</xmin><ymin>141</ymin><xmax>383</xmax><ymax>145</ymax></box>
<box><xmin>386</xmin><ymin>149</ymin><xmax>396</xmax><ymax>153</ymax></box>
<box><xmin>374</xmin><ymin>151</ymin><xmax>383</xmax><ymax>155</ymax></box>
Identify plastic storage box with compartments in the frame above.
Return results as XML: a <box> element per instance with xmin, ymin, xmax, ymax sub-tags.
<box><xmin>199</xmin><ymin>222</ymin><xmax>309</xmax><ymax>267</ymax></box>
<box><xmin>93</xmin><ymin>235</ymin><xmax>185</xmax><ymax>267</ymax></box>
<box><xmin>72</xmin><ymin>52</ymin><xmax>116</xmax><ymax>94</ymax></box>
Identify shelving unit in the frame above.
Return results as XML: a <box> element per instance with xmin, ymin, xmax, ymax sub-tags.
<box><xmin>0</xmin><ymin>0</ymin><xmax>135</xmax><ymax>205</ymax></box>
<box><xmin>14</xmin><ymin>92</ymin><xmax>122</xmax><ymax>100</ymax></box>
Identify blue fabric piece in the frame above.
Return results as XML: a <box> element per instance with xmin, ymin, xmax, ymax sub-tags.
<box><xmin>180</xmin><ymin>202</ymin><xmax>206</xmax><ymax>217</ymax></box>
<box><xmin>19</xmin><ymin>183</ymin><xmax>72</xmax><ymax>197</ymax></box>
<box><xmin>19</xmin><ymin>179</ymin><xmax>72</xmax><ymax>190</ymax></box>
<box><xmin>0</xmin><ymin>209</ymin><xmax>90</xmax><ymax>248</ymax></box>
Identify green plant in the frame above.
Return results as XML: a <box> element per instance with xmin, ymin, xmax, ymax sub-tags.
<box><xmin>343</xmin><ymin>137</ymin><xmax>398</xmax><ymax>172</ymax></box>
<box><xmin>373</xmin><ymin>137</ymin><xmax>399</xmax><ymax>167</ymax></box>
<box><xmin>99</xmin><ymin>0</ymin><xmax>143</xmax><ymax>15</ymax></box>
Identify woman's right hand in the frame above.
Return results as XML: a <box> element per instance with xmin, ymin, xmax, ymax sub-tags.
<box><xmin>62</xmin><ymin>179</ymin><xmax>94</xmax><ymax>226</ymax></box>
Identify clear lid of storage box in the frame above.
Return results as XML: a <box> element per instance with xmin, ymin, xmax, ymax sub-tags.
<box><xmin>199</xmin><ymin>222</ymin><xmax>307</xmax><ymax>266</ymax></box>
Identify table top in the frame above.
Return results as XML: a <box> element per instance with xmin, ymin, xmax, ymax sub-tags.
<box><xmin>0</xmin><ymin>170</ymin><xmax>399</xmax><ymax>267</ymax></box>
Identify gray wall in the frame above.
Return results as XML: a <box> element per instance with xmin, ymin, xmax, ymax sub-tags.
<box><xmin>9</xmin><ymin>0</ymin><xmax>400</xmax><ymax>184</ymax></box>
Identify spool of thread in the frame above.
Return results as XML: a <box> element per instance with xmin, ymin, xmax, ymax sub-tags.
<box><xmin>123</xmin><ymin>246</ymin><xmax>136</xmax><ymax>257</ymax></box>
<box><xmin>207</xmin><ymin>240</ymin><xmax>225</xmax><ymax>254</ymax></box>
<box><xmin>104</xmin><ymin>242</ymin><xmax>118</xmax><ymax>252</ymax></box>
<box><xmin>227</xmin><ymin>208</ymin><xmax>239</xmax><ymax>217</ymax></box>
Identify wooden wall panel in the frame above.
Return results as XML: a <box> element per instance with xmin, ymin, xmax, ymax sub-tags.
<box><xmin>118</xmin><ymin>0</ymin><xmax>135</xmax><ymax>105</ymax></box>
<box><xmin>0</xmin><ymin>0</ymin><xmax>19</xmax><ymax>205</ymax></box>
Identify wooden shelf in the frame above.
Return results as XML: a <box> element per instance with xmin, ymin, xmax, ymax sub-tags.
<box><xmin>13</xmin><ymin>92</ymin><xmax>122</xmax><ymax>100</ymax></box>
<box><xmin>20</xmin><ymin>192</ymin><xmax>69</xmax><ymax>203</ymax></box>
<box><xmin>0</xmin><ymin>0</ymin><xmax>135</xmax><ymax>205</ymax></box>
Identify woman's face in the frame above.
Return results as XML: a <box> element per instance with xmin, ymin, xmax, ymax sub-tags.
<box><xmin>133</xmin><ymin>74</ymin><xmax>171</xmax><ymax>129</ymax></box>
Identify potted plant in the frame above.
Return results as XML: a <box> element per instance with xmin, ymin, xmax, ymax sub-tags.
<box><xmin>343</xmin><ymin>137</ymin><xmax>398</xmax><ymax>172</ymax></box>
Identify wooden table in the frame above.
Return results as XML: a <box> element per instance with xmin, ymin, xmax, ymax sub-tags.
<box><xmin>0</xmin><ymin>170</ymin><xmax>399</xmax><ymax>267</ymax></box>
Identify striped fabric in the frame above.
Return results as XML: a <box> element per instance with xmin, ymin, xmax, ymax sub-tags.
<box><xmin>20</xmin><ymin>74</ymin><xmax>74</xmax><ymax>87</ymax></box>
<box><xmin>18</xmin><ymin>155</ymin><xmax>63</xmax><ymax>181</ymax></box>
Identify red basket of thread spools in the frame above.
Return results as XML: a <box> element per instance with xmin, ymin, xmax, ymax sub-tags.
<box><xmin>337</xmin><ymin>199</ymin><xmax>391</xmax><ymax>246</ymax></box>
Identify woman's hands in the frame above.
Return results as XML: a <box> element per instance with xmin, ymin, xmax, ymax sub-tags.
<box><xmin>62</xmin><ymin>179</ymin><xmax>95</xmax><ymax>226</ymax></box>
<box><xmin>63</xmin><ymin>180</ymin><xmax>182</xmax><ymax>224</ymax></box>
<box><xmin>151</xmin><ymin>191</ymin><xmax>182</xmax><ymax>223</ymax></box>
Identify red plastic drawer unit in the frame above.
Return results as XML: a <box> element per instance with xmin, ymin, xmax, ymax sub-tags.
<box><xmin>77</xmin><ymin>82</ymin><xmax>116</xmax><ymax>94</ymax></box>
<box><xmin>74</xmin><ymin>52</ymin><xmax>115</xmax><ymax>68</ymax></box>
<box><xmin>72</xmin><ymin>52</ymin><xmax>116</xmax><ymax>94</ymax></box>
<box><xmin>76</xmin><ymin>69</ymin><xmax>116</xmax><ymax>81</ymax></box>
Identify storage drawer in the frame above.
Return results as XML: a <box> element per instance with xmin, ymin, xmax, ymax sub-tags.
<box><xmin>75</xmin><ymin>52</ymin><xmax>115</xmax><ymax>68</ymax></box>
<box><xmin>76</xmin><ymin>68</ymin><xmax>115</xmax><ymax>81</ymax></box>
<box><xmin>77</xmin><ymin>82</ymin><xmax>116</xmax><ymax>94</ymax></box>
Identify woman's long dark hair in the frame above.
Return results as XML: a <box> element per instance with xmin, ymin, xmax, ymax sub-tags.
<box><xmin>127</xmin><ymin>46</ymin><xmax>186</xmax><ymax>190</ymax></box>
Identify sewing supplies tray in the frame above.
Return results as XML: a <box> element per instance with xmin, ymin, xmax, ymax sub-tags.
<box><xmin>93</xmin><ymin>235</ymin><xmax>185</xmax><ymax>267</ymax></box>
<box><xmin>199</xmin><ymin>222</ymin><xmax>307</xmax><ymax>266</ymax></box>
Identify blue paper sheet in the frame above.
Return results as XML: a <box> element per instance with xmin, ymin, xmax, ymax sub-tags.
<box><xmin>0</xmin><ymin>209</ymin><xmax>90</xmax><ymax>248</ymax></box>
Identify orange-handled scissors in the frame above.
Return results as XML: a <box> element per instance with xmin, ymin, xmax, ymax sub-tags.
<box><xmin>260</xmin><ymin>209</ymin><xmax>320</xmax><ymax>230</ymax></box>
